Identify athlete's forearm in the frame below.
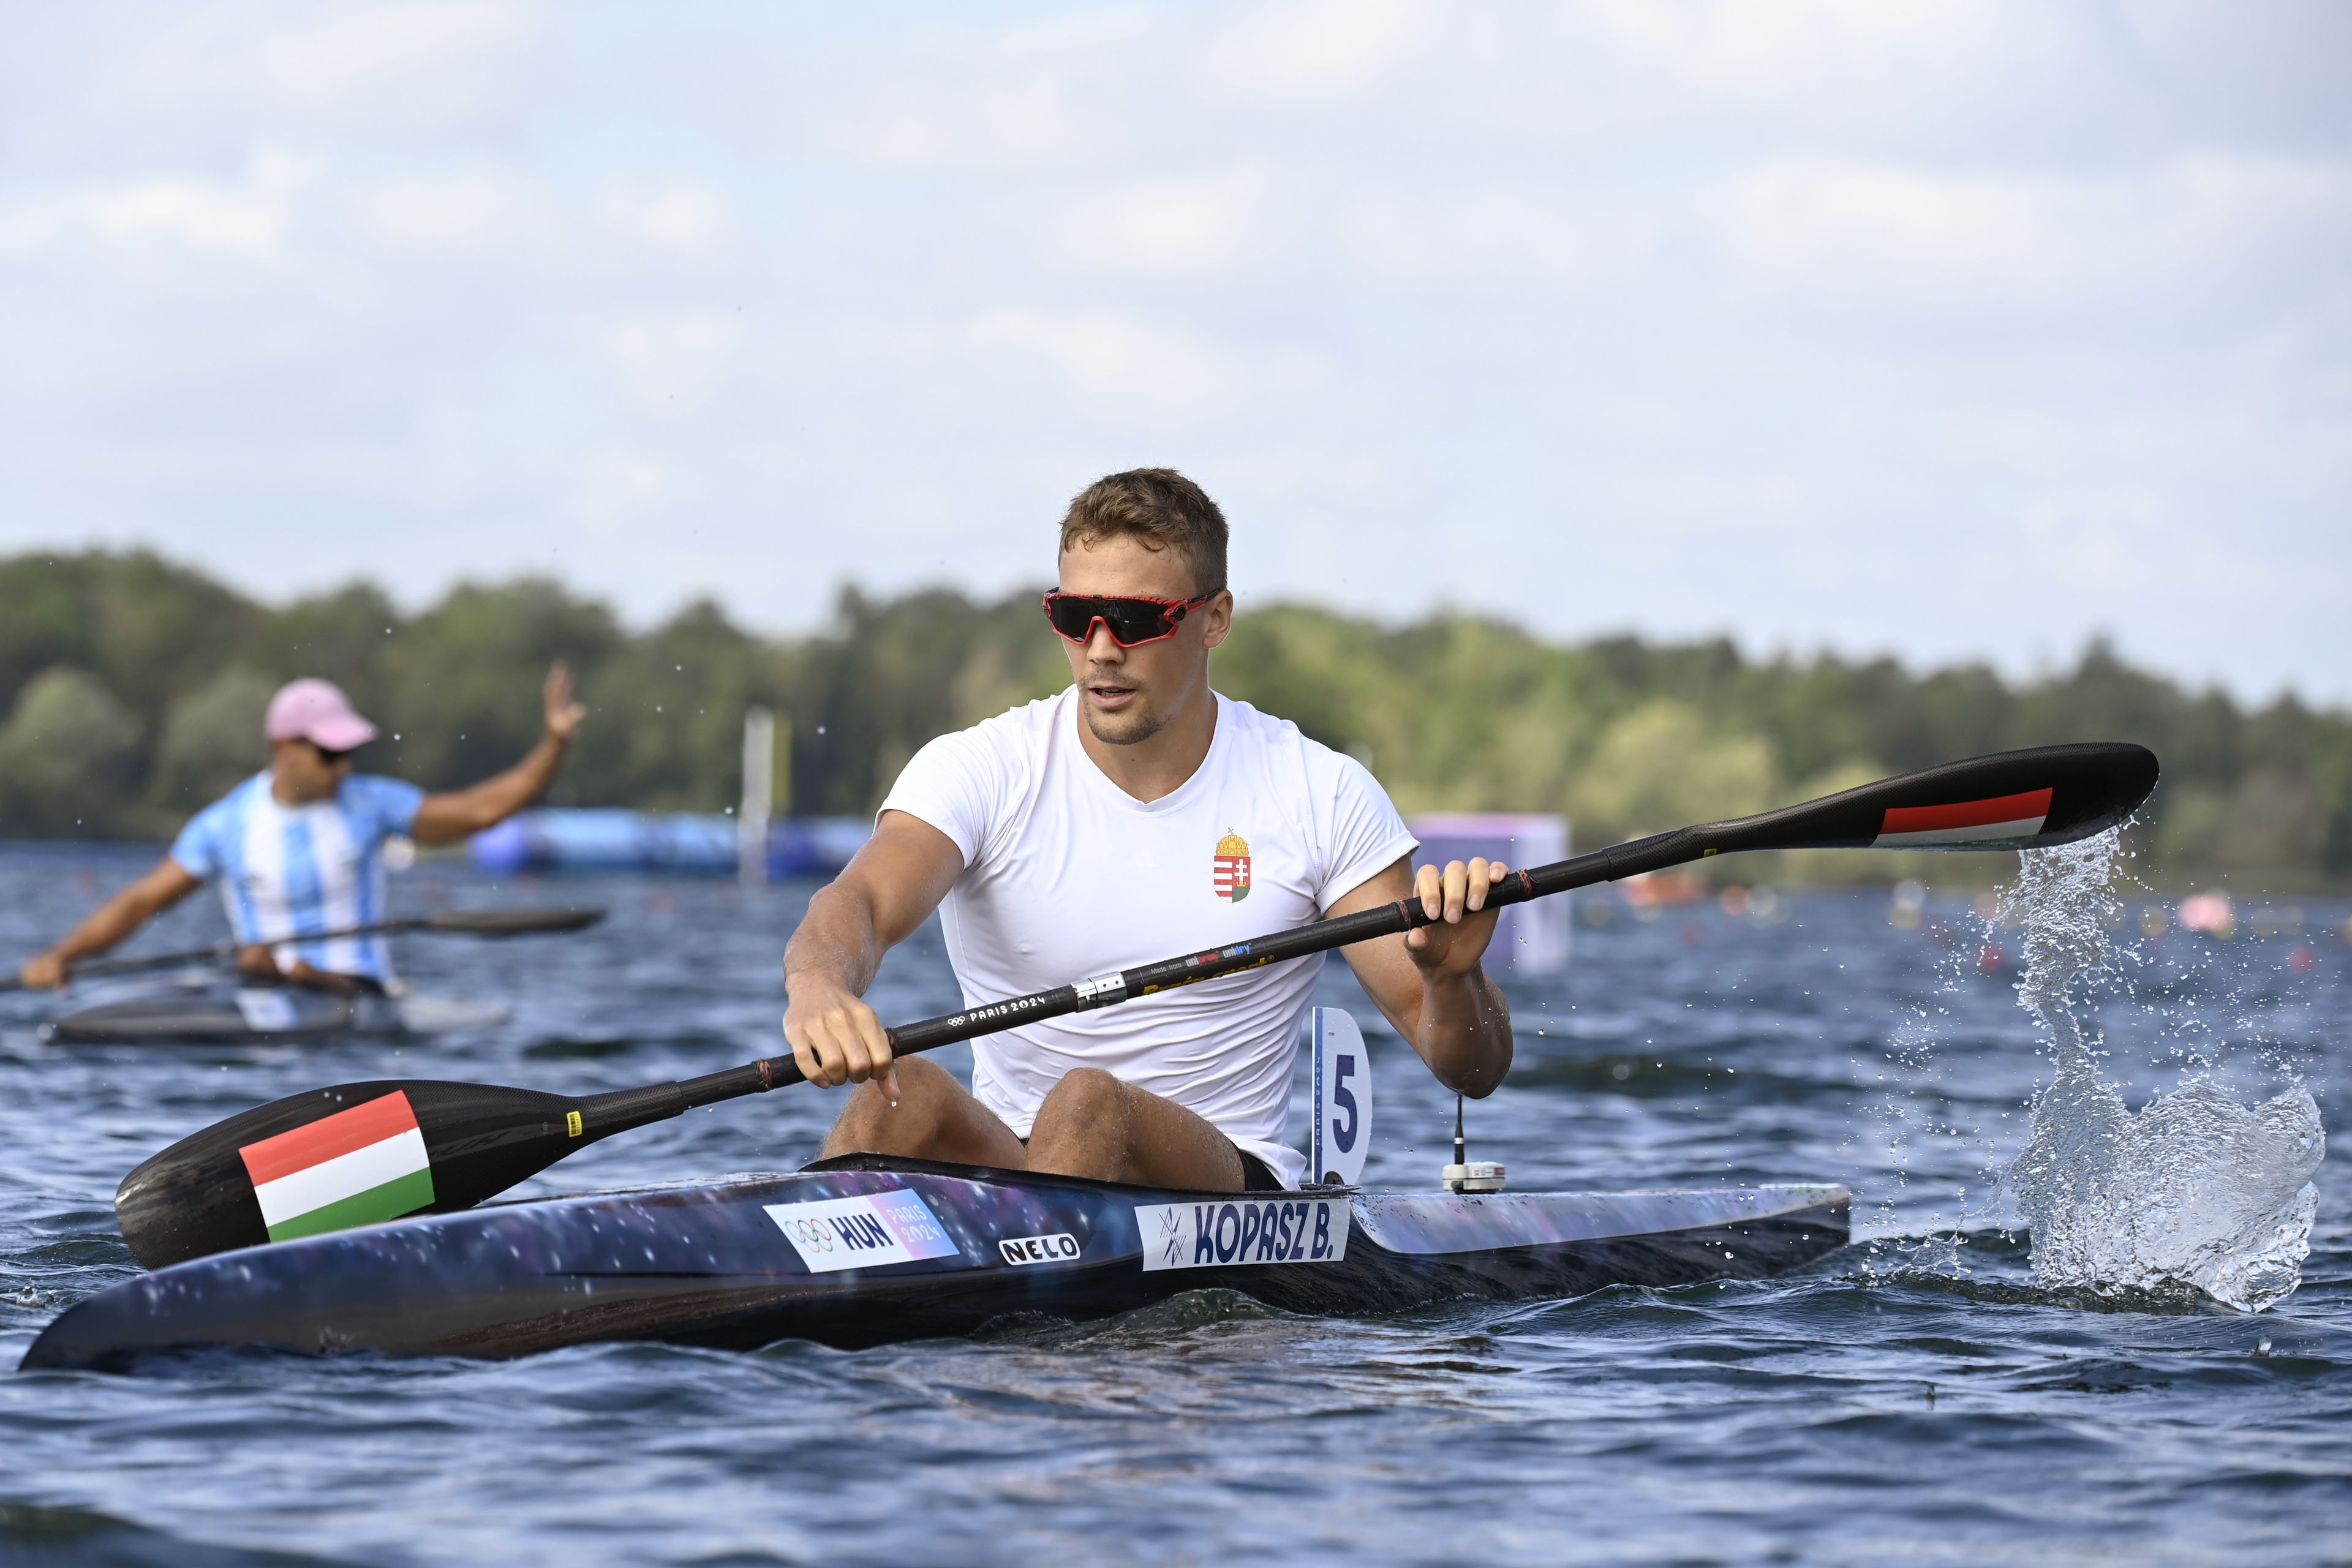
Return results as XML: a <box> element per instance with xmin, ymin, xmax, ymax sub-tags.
<box><xmin>410</xmin><ymin>734</ymin><xmax>570</xmax><ymax>843</ymax></box>
<box><xmin>45</xmin><ymin>891</ymin><xmax>156</xmax><ymax>967</ymax></box>
<box><xmin>782</xmin><ymin>878</ymin><xmax>889</xmax><ymax>1000</ymax></box>
<box><xmin>40</xmin><ymin>862</ymin><xmax>194</xmax><ymax>969</ymax></box>
<box><xmin>1410</xmin><ymin>967</ymin><xmax>1513</xmax><ymax>1098</ymax></box>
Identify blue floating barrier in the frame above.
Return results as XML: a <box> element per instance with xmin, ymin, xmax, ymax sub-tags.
<box><xmin>469</xmin><ymin>811</ymin><xmax>869</xmax><ymax>878</ymax></box>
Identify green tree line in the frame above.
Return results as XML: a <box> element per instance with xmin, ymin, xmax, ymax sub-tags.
<box><xmin>2</xmin><ymin>549</ymin><xmax>2345</xmax><ymax>890</ymax></box>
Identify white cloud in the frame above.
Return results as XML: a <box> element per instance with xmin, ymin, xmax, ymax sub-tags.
<box><xmin>1708</xmin><ymin>154</ymin><xmax>2352</xmax><ymax>322</ymax></box>
<box><xmin>970</xmin><ymin>308</ymin><xmax>1334</xmax><ymax>429</ymax></box>
<box><xmin>595</xmin><ymin>181</ymin><xmax>734</xmax><ymax>257</ymax></box>
<box><xmin>113</xmin><ymin>0</ymin><xmax>543</xmax><ymax>129</ymax></box>
<box><xmin>1335</xmin><ymin>186</ymin><xmax>1632</xmax><ymax>293</ymax></box>
<box><xmin>1200</xmin><ymin>0</ymin><xmax>1435</xmax><ymax>105</ymax></box>
<box><xmin>353</xmin><ymin>165</ymin><xmax>554</xmax><ymax>261</ymax></box>
<box><xmin>1046</xmin><ymin>167</ymin><xmax>1276</xmax><ymax>280</ymax></box>
<box><xmin>792</xmin><ymin>9</ymin><xmax>1160</xmax><ymax>172</ymax></box>
<box><xmin>593</xmin><ymin>312</ymin><xmax>745</xmax><ymax>416</ymax></box>
<box><xmin>0</xmin><ymin>148</ymin><xmax>315</xmax><ymax>267</ymax></box>
<box><xmin>575</xmin><ymin>447</ymin><xmax>673</xmax><ymax>532</ymax></box>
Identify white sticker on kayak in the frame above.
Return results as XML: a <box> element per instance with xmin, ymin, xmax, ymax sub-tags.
<box><xmin>234</xmin><ymin>989</ymin><xmax>302</xmax><ymax>1031</ymax></box>
<box><xmin>766</xmin><ymin>1190</ymin><xmax>960</xmax><ymax>1273</ymax></box>
<box><xmin>1134</xmin><ymin>1198</ymin><xmax>1349</xmax><ymax>1272</ymax></box>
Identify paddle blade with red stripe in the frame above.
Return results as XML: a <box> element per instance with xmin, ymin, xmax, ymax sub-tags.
<box><xmin>1871</xmin><ymin>788</ymin><xmax>2052</xmax><ymax>848</ymax></box>
<box><xmin>1506</xmin><ymin>742</ymin><xmax>2158</xmax><ymax>905</ymax></box>
<box><xmin>1700</xmin><ymin>742</ymin><xmax>2157</xmax><ymax>855</ymax></box>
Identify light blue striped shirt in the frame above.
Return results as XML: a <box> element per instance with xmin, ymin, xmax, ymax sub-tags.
<box><xmin>170</xmin><ymin>773</ymin><xmax>426</xmax><ymax>982</ymax></box>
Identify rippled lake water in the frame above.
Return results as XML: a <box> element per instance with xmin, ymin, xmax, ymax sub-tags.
<box><xmin>1</xmin><ymin>843</ymin><xmax>2344</xmax><ymax>1566</ymax></box>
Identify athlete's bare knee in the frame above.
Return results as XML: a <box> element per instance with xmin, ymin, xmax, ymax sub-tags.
<box><xmin>886</xmin><ymin>1057</ymin><xmax>959</xmax><ymax>1101</ymax></box>
<box><xmin>1038</xmin><ymin>1066</ymin><xmax>1126</xmax><ymax>1125</ymax></box>
<box><xmin>1029</xmin><ymin>1070</ymin><xmax>1131</xmax><ymax>1175</ymax></box>
<box><xmin>824</xmin><ymin>1080</ymin><xmax>895</xmax><ymax>1143</ymax></box>
<box><xmin>823</xmin><ymin>1058</ymin><xmax>957</xmax><ymax>1154</ymax></box>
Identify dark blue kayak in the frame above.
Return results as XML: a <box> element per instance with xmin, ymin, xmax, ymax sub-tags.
<box><xmin>21</xmin><ymin>1156</ymin><xmax>1849</xmax><ymax>1371</ymax></box>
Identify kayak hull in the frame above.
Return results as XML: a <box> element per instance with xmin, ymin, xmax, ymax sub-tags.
<box><xmin>40</xmin><ymin>976</ymin><xmax>508</xmax><ymax>1046</ymax></box>
<box><xmin>21</xmin><ymin>1156</ymin><xmax>1849</xmax><ymax>1371</ymax></box>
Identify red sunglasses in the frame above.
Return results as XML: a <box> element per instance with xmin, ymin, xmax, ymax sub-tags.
<box><xmin>1041</xmin><ymin>590</ymin><xmax>1215</xmax><ymax>648</ymax></box>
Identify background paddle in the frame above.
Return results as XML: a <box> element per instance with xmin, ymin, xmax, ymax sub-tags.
<box><xmin>115</xmin><ymin>741</ymin><xmax>2156</xmax><ymax>1267</ymax></box>
<box><xmin>1</xmin><ymin>907</ymin><xmax>606</xmax><ymax>995</ymax></box>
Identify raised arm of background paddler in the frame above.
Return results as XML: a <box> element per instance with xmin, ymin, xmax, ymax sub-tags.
<box><xmin>409</xmin><ymin>663</ymin><xmax>588</xmax><ymax>844</ymax></box>
<box><xmin>782</xmin><ymin>809</ymin><xmax>967</xmax><ymax>1094</ymax></box>
<box><xmin>1328</xmin><ymin>853</ymin><xmax>1513</xmax><ymax>1098</ymax></box>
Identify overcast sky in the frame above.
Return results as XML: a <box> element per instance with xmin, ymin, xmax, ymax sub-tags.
<box><xmin>2</xmin><ymin>1</ymin><xmax>2346</xmax><ymax>702</ymax></box>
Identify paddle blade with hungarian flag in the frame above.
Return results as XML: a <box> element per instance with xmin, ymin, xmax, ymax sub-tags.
<box><xmin>241</xmin><ymin>1091</ymin><xmax>435</xmax><ymax>1243</ymax></box>
<box><xmin>116</xmin><ymin>1080</ymin><xmax>595</xmax><ymax>1268</ymax></box>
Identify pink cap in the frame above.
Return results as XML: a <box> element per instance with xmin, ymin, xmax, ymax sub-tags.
<box><xmin>264</xmin><ymin>679</ymin><xmax>379</xmax><ymax>752</ymax></box>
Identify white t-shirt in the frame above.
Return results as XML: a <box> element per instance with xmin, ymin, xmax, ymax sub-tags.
<box><xmin>878</xmin><ymin>688</ymin><xmax>1417</xmax><ymax>1188</ymax></box>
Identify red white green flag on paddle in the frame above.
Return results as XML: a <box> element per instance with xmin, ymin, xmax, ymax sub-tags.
<box><xmin>238</xmin><ymin>1091</ymin><xmax>436</xmax><ymax>1243</ymax></box>
<box><xmin>1871</xmin><ymin>788</ymin><xmax>2052</xmax><ymax>849</ymax></box>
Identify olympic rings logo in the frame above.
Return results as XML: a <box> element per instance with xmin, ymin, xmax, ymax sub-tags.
<box><xmin>790</xmin><ymin>1218</ymin><xmax>836</xmax><ymax>1252</ymax></box>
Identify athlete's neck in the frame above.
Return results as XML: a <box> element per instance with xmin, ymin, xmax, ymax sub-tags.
<box><xmin>270</xmin><ymin>753</ymin><xmax>342</xmax><ymax>807</ymax></box>
<box><xmin>1076</xmin><ymin>681</ymin><xmax>1218</xmax><ymax>804</ymax></box>
<box><xmin>271</xmin><ymin>774</ymin><xmax>327</xmax><ymax>807</ymax></box>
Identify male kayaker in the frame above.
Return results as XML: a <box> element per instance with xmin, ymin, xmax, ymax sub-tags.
<box><xmin>16</xmin><ymin>666</ymin><xmax>586</xmax><ymax>992</ymax></box>
<box><xmin>784</xmin><ymin>469</ymin><xmax>1511</xmax><ymax>1191</ymax></box>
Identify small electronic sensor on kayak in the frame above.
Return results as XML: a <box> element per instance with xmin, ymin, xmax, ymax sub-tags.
<box><xmin>1442</xmin><ymin>1095</ymin><xmax>1506</xmax><ymax>1194</ymax></box>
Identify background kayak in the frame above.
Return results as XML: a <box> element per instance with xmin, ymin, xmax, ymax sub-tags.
<box><xmin>39</xmin><ymin>973</ymin><xmax>511</xmax><ymax>1046</ymax></box>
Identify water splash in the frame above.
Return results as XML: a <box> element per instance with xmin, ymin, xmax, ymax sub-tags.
<box><xmin>2003</xmin><ymin>831</ymin><xmax>2325</xmax><ymax>1312</ymax></box>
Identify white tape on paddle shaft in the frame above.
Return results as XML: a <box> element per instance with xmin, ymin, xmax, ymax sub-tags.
<box><xmin>1306</xmin><ymin>1006</ymin><xmax>1372</xmax><ymax>1188</ymax></box>
<box><xmin>1073</xmin><ymin>972</ymin><xmax>1126</xmax><ymax>1005</ymax></box>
